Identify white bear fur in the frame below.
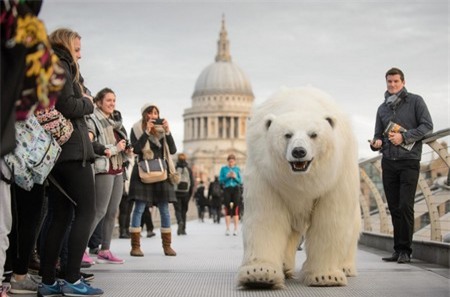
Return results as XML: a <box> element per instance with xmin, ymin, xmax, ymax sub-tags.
<box><xmin>237</xmin><ymin>86</ymin><xmax>361</xmax><ymax>288</ymax></box>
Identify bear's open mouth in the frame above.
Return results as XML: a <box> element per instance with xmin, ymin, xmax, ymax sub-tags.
<box><xmin>290</xmin><ymin>159</ymin><xmax>313</xmax><ymax>172</ymax></box>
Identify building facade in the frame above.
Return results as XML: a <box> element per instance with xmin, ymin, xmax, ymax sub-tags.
<box><xmin>183</xmin><ymin>17</ymin><xmax>254</xmax><ymax>182</ymax></box>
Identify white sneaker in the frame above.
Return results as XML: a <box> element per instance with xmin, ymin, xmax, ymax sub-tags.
<box><xmin>225</xmin><ymin>230</ymin><xmax>230</xmax><ymax>236</ymax></box>
<box><xmin>233</xmin><ymin>230</ymin><xmax>238</xmax><ymax>236</ymax></box>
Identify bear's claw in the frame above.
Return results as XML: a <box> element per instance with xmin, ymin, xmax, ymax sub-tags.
<box><xmin>238</xmin><ymin>264</ymin><xmax>285</xmax><ymax>289</ymax></box>
<box><xmin>301</xmin><ymin>270</ymin><xmax>347</xmax><ymax>286</ymax></box>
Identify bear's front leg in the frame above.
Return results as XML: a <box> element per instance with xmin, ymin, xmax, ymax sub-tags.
<box><xmin>299</xmin><ymin>195</ymin><xmax>358</xmax><ymax>287</ymax></box>
<box><xmin>237</xmin><ymin>203</ymin><xmax>291</xmax><ymax>289</ymax></box>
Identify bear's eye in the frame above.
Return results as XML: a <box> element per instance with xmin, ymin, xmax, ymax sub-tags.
<box><xmin>309</xmin><ymin>132</ymin><xmax>317</xmax><ymax>139</ymax></box>
<box><xmin>284</xmin><ymin>133</ymin><xmax>292</xmax><ymax>139</ymax></box>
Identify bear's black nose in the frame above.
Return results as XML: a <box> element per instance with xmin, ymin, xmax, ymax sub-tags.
<box><xmin>292</xmin><ymin>147</ymin><xmax>307</xmax><ymax>158</ymax></box>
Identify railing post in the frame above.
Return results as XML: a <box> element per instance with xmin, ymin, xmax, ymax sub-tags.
<box><xmin>360</xmin><ymin>167</ymin><xmax>390</xmax><ymax>234</ymax></box>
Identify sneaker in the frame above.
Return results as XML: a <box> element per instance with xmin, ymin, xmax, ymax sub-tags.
<box><xmin>82</xmin><ymin>252</ymin><xmax>95</xmax><ymax>266</ymax></box>
<box><xmin>80</xmin><ymin>272</ymin><xmax>95</xmax><ymax>282</ymax></box>
<box><xmin>1</xmin><ymin>283</ymin><xmax>11</xmax><ymax>297</ymax></box>
<box><xmin>60</xmin><ymin>279</ymin><xmax>103</xmax><ymax>296</ymax></box>
<box><xmin>233</xmin><ymin>230</ymin><xmax>238</xmax><ymax>236</ymax></box>
<box><xmin>37</xmin><ymin>281</ymin><xmax>62</xmax><ymax>297</ymax></box>
<box><xmin>88</xmin><ymin>247</ymin><xmax>99</xmax><ymax>255</ymax></box>
<box><xmin>96</xmin><ymin>250</ymin><xmax>124</xmax><ymax>264</ymax></box>
<box><xmin>10</xmin><ymin>274</ymin><xmax>39</xmax><ymax>294</ymax></box>
<box><xmin>225</xmin><ymin>230</ymin><xmax>230</xmax><ymax>236</ymax></box>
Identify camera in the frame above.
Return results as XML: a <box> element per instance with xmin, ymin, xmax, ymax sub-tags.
<box><xmin>153</xmin><ymin>118</ymin><xmax>164</xmax><ymax>125</ymax></box>
<box><xmin>125</xmin><ymin>139</ymin><xmax>132</xmax><ymax>150</ymax></box>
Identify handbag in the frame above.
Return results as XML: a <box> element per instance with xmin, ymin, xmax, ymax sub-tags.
<box><xmin>35</xmin><ymin>106</ymin><xmax>74</xmax><ymax>145</ymax></box>
<box><xmin>163</xmin><ymin>136</ymin><xmax>180</xmax><ymax>185</ymax></box>
<box><xmin>138</xmin><ymin>158</ymin><xmax>167</xmax><ymax>184</ymax></box>
<box><xmin>4</xmin><ymin>114</ymin><xmax>62</xmax><ymax>190</ymax></box>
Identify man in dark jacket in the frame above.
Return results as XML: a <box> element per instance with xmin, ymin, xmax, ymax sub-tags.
<box><xmin>370</xmin><ymin>67</ymin><xmax>433</xmax><ymax>264</ymax></box>
<box><xmin>174</xmin><ymin>153</ymin><xmax>194</xmax><ymax>235</ymax></box>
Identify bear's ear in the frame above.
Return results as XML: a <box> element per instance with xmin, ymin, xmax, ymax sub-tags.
<box><xmin>264</xmin><ymin>114</ymin><xmax>276</xmax><ymax>130</ymax></box>
<box><xmin>325</xmin><ymin>116</ymin><xmax>335</xmax><ymax>128</ymax></box>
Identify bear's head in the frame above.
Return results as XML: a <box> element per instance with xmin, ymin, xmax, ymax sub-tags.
<box><xmin>245</xmin><ymin>86</ymin><xmax>357</xmax><ymax>193</ymax></box>
<box><xmin>263</xmin><ymin>112</ymin><xmax>337</xmax><ymax>175</ymax></box>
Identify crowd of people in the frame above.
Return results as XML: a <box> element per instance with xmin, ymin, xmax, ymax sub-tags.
<box><xmin>0</xmin><ymin>3</ymin><xmax>244</xmax><ymax>296</ymax></box>
<box><xmin>1</xmin><ymin>1</ymin><xmax>434</xmax><ymax>297</ymax></box>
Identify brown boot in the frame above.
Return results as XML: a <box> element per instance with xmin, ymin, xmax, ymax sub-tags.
<box><xmin>161</xmin><ymin>228</ymin><xmax>176</xmax><ymax>256</ymax></box>
<box><xmin>129</xmin><ymin>227</ymin><xmax>144</xmax><ymax>257</ymax></box>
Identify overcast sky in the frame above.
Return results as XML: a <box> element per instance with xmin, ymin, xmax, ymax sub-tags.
<box><xmin>40</xmin><ymin>0</ymin><xmax>449</xmax><ymax>160</ymax></box>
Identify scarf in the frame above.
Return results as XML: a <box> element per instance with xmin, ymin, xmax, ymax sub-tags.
<box><xmin>93</xmin><ymin>107</ymin><xmax>123</xmax><ymax>170</ymax></box>
<box><xmin>385</xmin><ymin>87</ymin><xmax>407</xmax><ymax>110</ymax></box>
<box><xmin>132</xmin><ymin>121</ymin><xmax>165</xmax><ymax>160</ymax></box>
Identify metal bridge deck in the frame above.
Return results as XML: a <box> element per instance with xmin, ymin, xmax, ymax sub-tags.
<box><xmin>78</xmin><ymin>220</ymin><xmax>449</xmax><ymax>297</ymax></box>
<box><xmin>16</xmin><ymin>219</ymin><xmax>450</xmax><ymax>297</ymax></box>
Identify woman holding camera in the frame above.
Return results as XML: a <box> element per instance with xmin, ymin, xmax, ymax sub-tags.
<box><xmin>128</xmin><ymin>103</ymin><xmax>177</xmax><ymax>257</ymax></box>
<box><xmin>85</xmin><ymin>88</ymin><xmax>132</xmax><ymax>264</ymax></box>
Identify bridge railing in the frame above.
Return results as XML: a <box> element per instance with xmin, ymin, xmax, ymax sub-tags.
<box><xmin>359</xmin><ymin>128</ymin><xmax>450</xmax><ymax>243</ymax></box>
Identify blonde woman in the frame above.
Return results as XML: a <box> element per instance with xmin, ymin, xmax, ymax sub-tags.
<box><xmin>38</xmin><ymin>28</ymin><xmax>103</xmax><ymax>297</ymax></box>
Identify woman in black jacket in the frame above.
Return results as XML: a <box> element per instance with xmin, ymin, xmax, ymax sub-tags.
<box><xmin>128</xmin><ymin>103</ymin><xmax>177</xmax><ymax>257</ymax></box>
<box><xmin>37</xmin><ymin>28</ymin><xmax>103</xmax><ymax>297</ymax></box>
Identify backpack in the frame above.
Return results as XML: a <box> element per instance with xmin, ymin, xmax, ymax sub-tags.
<box><xmin>4</xmin><ymin>114</ymin><xmax>61</xmax><ymax>191</ymax></box>
<box><xmin>174</xmin><ymin>166</ymin><xmax>190</xmax><ymax>193</ymax></box>
<box><xmin>210</xmin><ymin>181</ymin><xmax>223</xmax><ymax>198</ymax></box>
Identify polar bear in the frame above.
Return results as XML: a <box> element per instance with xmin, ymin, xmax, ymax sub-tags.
<box><xmin>237</xmin><ymin>86</ymin><xmax>361</xmax><ymax>288</ymax></box>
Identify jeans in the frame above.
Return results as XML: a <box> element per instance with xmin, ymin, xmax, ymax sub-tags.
<box><xmin>131</xmin><ymin>200</ymin><xmax>171</xmax><ymax>229</ymax></box>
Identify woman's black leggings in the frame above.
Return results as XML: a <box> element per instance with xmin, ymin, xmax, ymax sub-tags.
<box><xmin>40</xmin><ymin>161</ymin><xmax>96</xmax><ymax>284</ymax></box>
<box><xmin>5</xmin><ymin>184</ymin><xmax>44</xmax><ymax>275</ymax></box>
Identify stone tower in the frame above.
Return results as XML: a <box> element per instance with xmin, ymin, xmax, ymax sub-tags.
<box><xmin>183</xmin><ymin>16</ymin><xmax>254</xmax><ymax>181</ymax></box>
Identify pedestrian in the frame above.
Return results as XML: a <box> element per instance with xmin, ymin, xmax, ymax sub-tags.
<box><xmin>194</xmin><ymin>181</ymin><xmax>207</xmax><ymax>222</ymax></box>
<box><xmin>219</xmin><ymin>154</ymin><xmax>243</xmax><ymax>236</ymax></box>
<box><xmin>208</xmin><ymin>176</ymin><xmax>223</xmax><ymax>224</ymax></box>
<box><xmin>38</xmin><ymin>28</ymin><xmax>104</xmax><ymax>296</ymax></box>
<box><xmin>128</xmin><ymin>103</ymin><xmax>177</xmax><ymax>257</ymax></box>
<box><xmin>370</xmin><ymin>67</ymin><xmax>433</xmax><ymax>264</ymax></box>
<box><xmin>118</xmin><ymin>161</ymin><xmax>133</xmax><ymax>239</ymax></box>
<box><xmin>86</xmin><ymin>89</ymin><xmax>133</xmax><ymax>264</ymax></box>
<box><xmin>174</xmin><ymin>153</ymin><xmax>194</xmax><ymax>235</ymax></box>
<box><xmin>141</xmin><ymin>204</ymin><xmax>156</xmax><ymax>238</ymax></box>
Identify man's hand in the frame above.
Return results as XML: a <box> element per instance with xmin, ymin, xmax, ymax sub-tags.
<box><xmin>388</xmin><ymin>131</ymin><xmax>403</xmax><ymax>146</ymax></box>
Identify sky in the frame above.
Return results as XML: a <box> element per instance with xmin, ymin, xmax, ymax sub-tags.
<box><xmin>39</xmin><ymin>0</ymin><xmax>449</xmax><ymax>160</ymax></box>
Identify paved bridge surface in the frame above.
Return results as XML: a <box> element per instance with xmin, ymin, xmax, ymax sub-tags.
<box><xmin>66</xmin><ymin>219</ymin><xmax>449</xmax><ymax>297</ymax></box>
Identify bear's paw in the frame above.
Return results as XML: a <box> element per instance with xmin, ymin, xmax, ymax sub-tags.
<box><xmin>301</xmin><ymin>270</ymin><xmax>347</xmax><ymax>287</ymax></box>
<box><xmin>342</xmin><ymin>265</ymin><xmax>357</xmax><ymax>277</ymax></box>
<box><xmin>237</xmin><ymin>263</ymin><xmax>285</xmax><ymax>289</ymax></box>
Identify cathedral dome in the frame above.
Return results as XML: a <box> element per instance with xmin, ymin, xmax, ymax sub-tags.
<box><xmin>193</xmin><ymin>61</ymin><xmax>253</xmax><ymax>97</ymax></box>
<box><xmin>192</xmin><ymin>17</ymin><xmax>253</xmax><ymax>98</ymax></box>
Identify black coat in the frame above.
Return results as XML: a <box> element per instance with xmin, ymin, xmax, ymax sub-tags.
<box><xmin>128</xmin><ymin>127</ymin><xmax>177</xmax><ymax>205</ymax></box>
<box><xmin>52</xmin><ymin>45</ymin><xmax>95</xmax><ymax>165</ymax></box>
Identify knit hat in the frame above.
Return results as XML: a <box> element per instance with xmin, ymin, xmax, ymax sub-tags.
<box><xmin>140</xmin><ymin>103</ymin><xmax>159</xmax><ymax>115</ymax></box>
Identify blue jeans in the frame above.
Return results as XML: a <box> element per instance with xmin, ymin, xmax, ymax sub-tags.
<box><xmin>131</xmin><ymin>200</ymin><xmax>171</xmax><ymax>229</ymax></box>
